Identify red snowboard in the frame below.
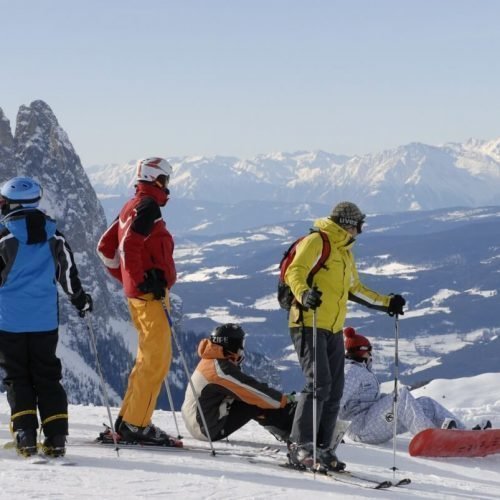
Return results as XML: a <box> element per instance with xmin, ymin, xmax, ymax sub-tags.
<box><xmin>409</xmin><ymin>428</ymin><xmax>500</xmax><ymax>458</ymax></box>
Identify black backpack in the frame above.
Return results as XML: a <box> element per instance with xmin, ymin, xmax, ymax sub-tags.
<box><xmin>277</xmin><ymin>230</ymin><xmax>331</xmax><ymax>310</ymax></box>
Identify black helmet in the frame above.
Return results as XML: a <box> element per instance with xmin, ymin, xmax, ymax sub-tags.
<box><xmin>210</xmin><ymin>323</ymin><xmax>246</xmax><ymax>354</ymax></box>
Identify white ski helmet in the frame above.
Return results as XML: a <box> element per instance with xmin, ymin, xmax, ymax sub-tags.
<box><xmin>136</xmin><ymin>157</ymin><xmax>173</xmax><ymax>183</ymax></box>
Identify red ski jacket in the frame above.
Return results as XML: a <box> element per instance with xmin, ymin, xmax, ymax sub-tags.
<box><xmin>97</xmin><ymin>183</ymin><xmax>176</xmax><ymax>298</ymax></box>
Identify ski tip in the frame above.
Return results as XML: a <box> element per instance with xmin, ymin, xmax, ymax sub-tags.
<box><xmin>396</xmin><ymin>478</ymin><xmax>412</xmax><ymax>486</ymax></box>
<box><xmin>375</xmin><ymin>481</ymin><xmax>393</xmax><ymax>489</ymax></box>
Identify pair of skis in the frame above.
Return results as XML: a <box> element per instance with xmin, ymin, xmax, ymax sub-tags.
<box><xmin>92</xmin><ymin>437</ymin><xmax>411</xmax><ymax>490</ymax></box>
<box><xmin>277</xmin><ymin>462</ymin><xmax>411</xmax><ymax>490</ymax></box>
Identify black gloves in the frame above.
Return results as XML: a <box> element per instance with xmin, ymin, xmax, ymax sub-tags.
<box><xmin>301</xmin><ymin>287</ymin><xmax>323</xmax><ymax>310</ymax></box>
<box><xmin>138</xmin><ymin>269</ymin><xmax>167</xmax><ymax>300</ymax></box>
<box><xmin>387</xmin><ymin>294</ymin><xmax>406</xmax><ymax>316</ymax></box>
<box><xmin>71</xmin><ymin>290</ymin><xmax>93</xmax><ymax>318</ymax></box>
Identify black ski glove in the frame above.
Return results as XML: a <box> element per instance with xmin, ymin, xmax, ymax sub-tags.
<box><xmin>301</xmin><ymin>287</ymin><xmax>323</xmax><ymax>310</ymax></box>
<box><xmin>387</xmin><ymin>294</ymin><xmax>406</xmax><ymax>316</ymax></box>
<box><xmin>71</xmin><ymin>290</ymin><xmax>93</xmax><ymax>318</ymax></box>
<box><xmin>138</xmin><ymin>269</ymin><xmax>167</xmax><ymax>300</ymax></box>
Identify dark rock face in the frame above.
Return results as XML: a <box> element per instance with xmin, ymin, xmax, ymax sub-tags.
<box><xmin>1</xmin><ymin>101</ymin><xmax>133</xmax><ymax>404</ymax></box>
<box><xmin>0</xmin><ymin>101</ymin><xmax>282</xmax><ymax>409</ymax></box>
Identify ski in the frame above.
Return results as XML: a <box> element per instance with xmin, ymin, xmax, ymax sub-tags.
<box><xmin>23</xmin><ymin>455</ymin><xmax>49</xmax><ymax>465</ymax></box>
<box><xmin>244</xmin><ymin>456</ymin><xmax>410</xmax><ymax>490</ymax></box>
<box><xmin>72</xmin><ymin>438</ymin><xmax>281</xmax><ymax>459</ymax></box>
<box><xmin>276</xmin><ymin>462</ymin><xmax>393</xmax><ymax>489</ymax></box>
<box><xmin>43</xmin><ymin>457</ymin><xmax>77</xmax><ymax>466</ymax></box>
<box><xmin>329</xmin><ymin>469</ymin><xmax>411</xmax><ymax>488</ymax></box>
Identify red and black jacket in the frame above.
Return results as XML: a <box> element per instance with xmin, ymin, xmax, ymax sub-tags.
<box><xmin>97</xmin><ymin>183</ymin><xmax>176</xmax><ymax>298</ymax></box>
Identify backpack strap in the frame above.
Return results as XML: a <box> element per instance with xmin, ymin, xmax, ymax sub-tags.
<box><xmin>300</xmin><ymin>230</ymin><xmax>330</xmax><ymax>355</ymax></box>
<box><xmin>305</xmin><ymin>229</ymin><xmax>331</xmax><ymax>287</ymax></box>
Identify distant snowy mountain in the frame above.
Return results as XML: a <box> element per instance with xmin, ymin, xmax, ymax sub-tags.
<box><xmin>86</xmin><ymin>138</ymin><xmax>500</xmax><ymax>232</ymax></box>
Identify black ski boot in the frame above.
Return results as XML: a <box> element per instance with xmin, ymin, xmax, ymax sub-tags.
<box><xmin>317</xmin><ymin>447</ymin><xmax>346</xmax><ymax>472</ymax></box>
<box><xmin>15</xmin><ymin>429</ymin><xmax>38</xmax><ymax>457</ymax></box>
<box><xmin>119</xmin><ymin>421</ymin><xmax>181</xmax><ymax>446</ymax></box>
<box><xmin>42</xmin><ymin>434</ymin><xmax>66</xmax><ymax>457</ymax></box>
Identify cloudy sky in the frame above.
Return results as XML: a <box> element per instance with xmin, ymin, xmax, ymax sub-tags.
<box><xmin>1</xmin><ymin>0</ymin><xmax>499</xmax><ymax>165</ymax></box>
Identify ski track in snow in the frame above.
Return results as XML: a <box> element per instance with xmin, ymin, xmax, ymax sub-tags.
<box><xmin>1</xmin><ymin>376</ymin><xmax>500</xmax><ymax>499</ymax></box>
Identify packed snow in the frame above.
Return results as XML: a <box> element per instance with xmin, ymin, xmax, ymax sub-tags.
<box><xmin>1</xmin><ymin>374</ymin><xmax>499</xmax><ymax>499</ymax></box>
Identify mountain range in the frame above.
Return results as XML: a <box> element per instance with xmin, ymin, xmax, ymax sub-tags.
<box><xmin>1</xmin><ymin>100</ymin><xmax>499</xmax><ymax>404</ymax></box>
<box><xmin>86</xmin><ymin>136</ymin><xmax>500</xmax><ymax>236</ymax></box>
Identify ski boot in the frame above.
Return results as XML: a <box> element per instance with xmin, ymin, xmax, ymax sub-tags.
<box><xmin>119</xmin><ymin>421</ymin><xmax>182</xmax><ymax>447</ymax></box>
<box><xmin>15</xmin><ymin>429</ymin><xmax>38</xmax><ymax>457</ymax></box>
<box><xmin>41</xmin><ymin>434</ymin><xmax>66</xmax><ymax>457</ymax></box>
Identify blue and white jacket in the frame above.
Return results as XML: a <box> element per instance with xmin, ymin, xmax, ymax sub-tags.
<box><xmin>0</xmin><ymin>209</ymin><xmax>84</xmax><ymax>332</ymax></box>
<box><xmin>339</xmin><ymin>358</ymin><xmax>381</xmax><ymax>420</ymax></box>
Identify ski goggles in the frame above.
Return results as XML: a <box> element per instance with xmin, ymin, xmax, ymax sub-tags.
<box><xmin>348</xmin><ymin>345</ymin><xmax>372</xmax><ymax>353</ymax></box>
<box><xmin>336</xmin><ymin>216</ymin><xmax>365</xmax><ymax>234</ymax></box>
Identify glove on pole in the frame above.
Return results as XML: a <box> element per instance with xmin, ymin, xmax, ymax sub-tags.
<box><xmin>161</xmin><ymin>299</ymin><xmax>216</xmax><ymax>456</ymax></box>
<box><xmin>85</xmin><ymin>313</ymin><xmax>119</xmax><ymax>456</ymax></box>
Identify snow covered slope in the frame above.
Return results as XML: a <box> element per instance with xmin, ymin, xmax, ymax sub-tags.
<box><xmin>1</xmin><ymin>374</ymin><xmax>499</xmax><ymax>499</ymax></box>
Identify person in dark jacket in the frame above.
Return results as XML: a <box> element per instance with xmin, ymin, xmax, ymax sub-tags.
<box><xmin>0</xmin><ymin>177</ymin><xmax>92</xmax><ymax>458</ymax></box>
<box><xmin>97</xmin><ymin>157</ymin><xmax>177</xmax><ymax>445</ymax></box>
<box><xmin>182</xmin><ymin>323</ymin><xmax>296</xmax><ymax>443</ymax></box>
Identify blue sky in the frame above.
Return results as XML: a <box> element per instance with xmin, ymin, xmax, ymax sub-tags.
<box><xmin>1</xmin><ymin>0</ymin><xmax>499</xmax><ymax>165</ymax></box>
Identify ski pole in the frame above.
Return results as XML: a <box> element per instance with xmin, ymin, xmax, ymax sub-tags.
<box><xmin>161</xmin><ymin>300</ymin><xmax>216</xmax><ymax>456</ymax></box>
<box><xmin>84</xmin><ymin>313</ymin><xmax>120</xmax><ymax>456</ymax></box>
<box><xmin>391</xmin><ymin>314</ymin><xmax>400</xmax><ymax>478</ymax></box>
<box><xmin>163</xmin><ymin>376</ymin><xmax>183</xmax><ymax>439</ymax></box>
<box><xmin>312</xmin><ymin>308</ymin><xmax>318</xmax><ymax>473</ymax></box>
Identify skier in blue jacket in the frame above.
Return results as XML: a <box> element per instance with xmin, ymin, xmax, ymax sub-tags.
<box><xmin>0</xmin><ymin>177</ymin><xmax>92</xmax><ymax>458</ymax></box>
<box><xmin>338</xmin><ymin>327</ymin><xmax>472</xmax><ymax>444</ymax></box>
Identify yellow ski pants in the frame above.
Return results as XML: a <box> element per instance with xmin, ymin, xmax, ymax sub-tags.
<box><xmin>120</xmin><ymin>294</ymin><xmax>172</xmax><ymax>427</ymax></box>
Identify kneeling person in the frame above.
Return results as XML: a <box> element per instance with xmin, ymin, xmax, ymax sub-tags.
<box><xmin>182</xmin><ymin>323</ymin><xmax>295</xmax><ymax>442</ymax></box>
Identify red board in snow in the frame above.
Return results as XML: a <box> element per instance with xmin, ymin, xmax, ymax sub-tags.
<box><xmin>409</xmin><ymin>428</ymin><xmax>500</xmax><ymax>458</ymax></box>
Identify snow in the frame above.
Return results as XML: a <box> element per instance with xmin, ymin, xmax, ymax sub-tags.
<box><xmin>178</xmin><ymin>266</ymin><xmax>248</xmax><ymax>283</ymax></box>
<box><xmin>359</xmin><ymin>261</ymin><xmax>433</xmax><ymax>279</ymax></box>
<box><xmin>1</xmin><ymin>373</ymin><xmax>500</xmax><ymax>499</ymax></box>
<box><xmin>252</xmin><ymin>294</ymin><xmax>281</xmax><ymax>311</ymax></box>
<box><xmin>184</xmin><ymin>306</ymin><xmax>266</xmax><ymax>324</ymax></box>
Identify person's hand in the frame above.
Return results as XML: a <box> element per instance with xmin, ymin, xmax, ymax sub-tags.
<box><xmin>286</xmin><ymin>392</ymin><xmax>297</xmax><ymax>404</ymax></box>
<box><xmin>71</xmin><ymin>290</ymin><xmax>93</xmax><ymax>318</ymax></box>
<box><xmin>302</xmin><ymin>287</ymin><xmax>323</xmax><ymax>310</ymax></box>
<box><xmin>387</xmin><ymin>294</ymin><xmax>406</xmax><ymax>316</ymax></box>
<box><xmin>138</xmin><ymin>269</ymin><xmax>167</xmax><ymax>300</ymax></box>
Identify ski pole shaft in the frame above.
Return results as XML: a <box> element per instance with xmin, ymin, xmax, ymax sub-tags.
<box><xmin>85</xmin><ymin>314</ymin><xmax>120</xmax><ymax>456</ymax></box>
<box><xmin>312</xmin><ymin>308</ymin><xmax>318</xmax><ymax>473</ymax></box>
<box><xmin>162</xmin><ymin>301</ymin><xmax>216</xmax><ymax>456</ymax></box>
<box><xmin>391</xmin><ymin>314</ymin><xmax>400</xmax><ymax>477</ymax></box>
<box><xmin>163</xmin><ymin>376</ymin><xmax>183</xmax><ymax>439</ymax></box>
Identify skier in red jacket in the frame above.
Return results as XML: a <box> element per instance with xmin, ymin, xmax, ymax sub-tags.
<box><xmin>97</xmin><ymin>157</ymin><xmax>177</xmax><ymax>445</ymax></box>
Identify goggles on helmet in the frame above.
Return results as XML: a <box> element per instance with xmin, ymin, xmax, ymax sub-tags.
<box><xmin>357</xmin><ymin>345</ymin><xmax>372</xmax><ymax>352</ymax></box>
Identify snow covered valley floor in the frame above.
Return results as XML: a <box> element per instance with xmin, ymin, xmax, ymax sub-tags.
<box><xmin>1</xmin><ymin>373</ymin><xmax>499</xmax><ymax>499</ymax></box>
